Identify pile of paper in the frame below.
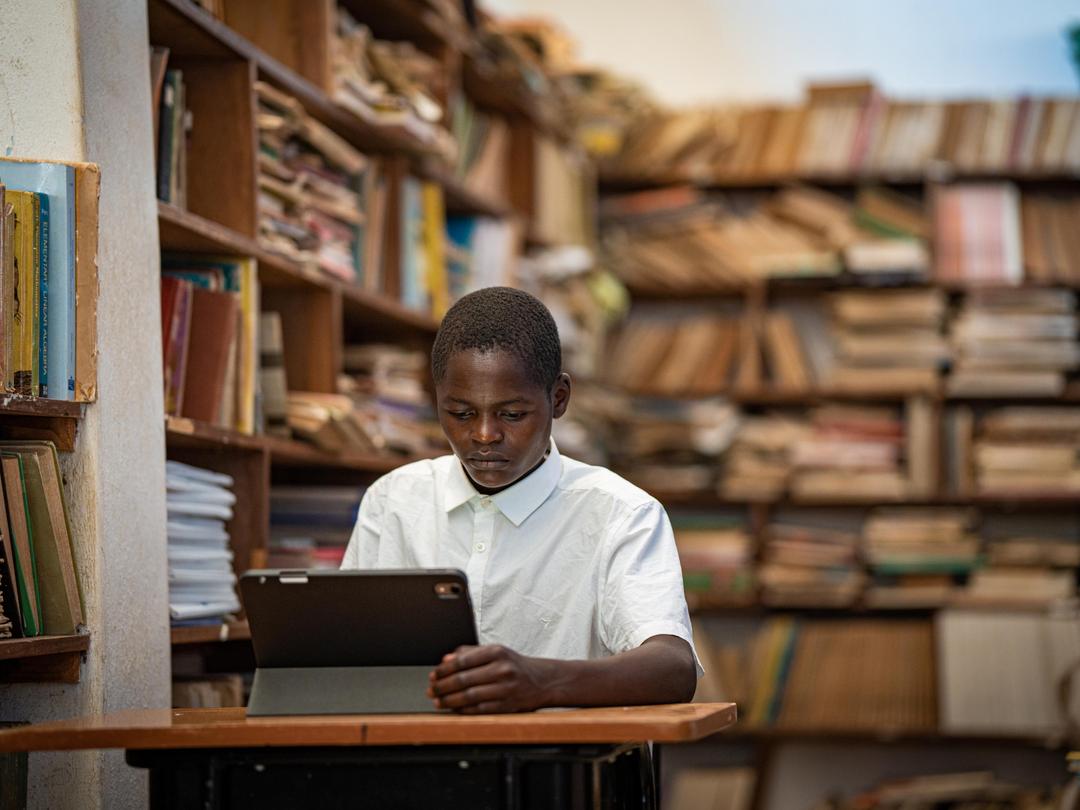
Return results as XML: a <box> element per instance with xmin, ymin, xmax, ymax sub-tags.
<box><xmin>166</xmin><ymin>460</ymin><xmax>240</xmax><ymax>624</ymax></box>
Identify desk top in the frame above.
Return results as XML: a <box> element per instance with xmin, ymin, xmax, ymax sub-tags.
<box><xmin>0</xmin><ymin>704</ymin><xmax>736</xmax><ymax>752</ymax></box>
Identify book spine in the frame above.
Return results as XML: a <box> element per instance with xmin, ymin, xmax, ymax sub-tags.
<box><xmin>157</xmin><ymin>75</ymin><xmax>176</xmax><ymax>202</ymax></box>
<box><xmin>36</xmin><ymin>193</ymin><xmax>49</xmax><ymax>398</ymax></box>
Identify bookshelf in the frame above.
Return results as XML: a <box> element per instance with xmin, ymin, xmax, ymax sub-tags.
<box><xmin>0</xmin><ymin>635</ymin><xmax>92</xmax><ymax>684</ymax></box>
<box><xmin>147</xmin><ymin>0</ymin><xmax>593</xmax><ymax>665</ymax></box>
<box><xmin>591</xmin><ymin>82</ymin><xmax>1080</xmax><ymax>807</ymax></box>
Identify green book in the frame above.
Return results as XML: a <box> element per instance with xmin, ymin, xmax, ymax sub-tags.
<box><xmin>0</xmin><ymin>453</ymin><xmax>39</xmax><ymax>636</ymax></box>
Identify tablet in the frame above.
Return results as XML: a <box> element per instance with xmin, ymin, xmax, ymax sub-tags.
<box><xmin>241</xmin><ymin>569</ymin><xmax>478</xmax><ymax>715</ymax></box>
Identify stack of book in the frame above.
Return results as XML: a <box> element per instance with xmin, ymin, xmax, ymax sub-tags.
<box><xmin>863</xmin><ymin>508</ymin><xmax>981</xmax><ymax>576</ymax></box>
<box><xmin>173</xmin><ymin>674</ymin><xmax>244</xmax><ymax>709</ymax></box>
<box><xmin>1021</xmin><ymin>193</ymin><xmax>1080</xmax><ymax>283</ymax></box>
<box><xmin>759</xmin><ymin>520</ymin><xmax>864</xmax><ymax>607</ymax></box>
<box><xmin>531</xmin><ymin>135</ymin><xmax>594</xmax><ymax>248</ymax></box>
<box><xmin>953</xmin><ymin>568</ymin><xmax>1075</xmax><ymax>609</ymax></box>
<box><xmin>149</xmin><ymin>46</ymin><xmax>191</xmax><ymax>207</ymax></box>
<box><xmin>718</xmin><ymin>415</ymin><xmax>806</xmax><ymax>501</ymax></box>
<box><xmin>933</xmin><ymin>183</ymin><xmax>1023</xmax><ymax>286</ymax></box>
<box><xmin>160</xmin><ymin>255</ymin><xmax>258</xmax><ymax>434</ymax></box>
<box><xmin>613</xmin><ymin>397</ymin><xmax>740</xmax><ymax>493</ymax></box>
<box><xmin>0</xmin><ymin>441</ymin><xmax>83</xmax><ymax>638</ymax></box>
<box><xmin>672</xmin><ymin>517</ymin><xmax>756</xmax><ymax>609</ymax></box>
<box><xmin>667</xmin><ymin>767</ymin><xmax>755</xmax><ymax>810</ymax></box>
<box><xmin>339</xmin><ymin>344</ymin><xmax>446</xmax><ymax>457</ymax></box>
<box><xmin>601</xmin><ymin>194</ymin><xmax>839</xmax><ymax>295</ymax></box>
<box><xmin>332</xmin><ymin>10</ymin><xmax>455</xmax><ymax>157</ymax></box>
<box><xmin>0</xmin><ymin>159</ymin><xmax>98</xmax><ymax>402</ymax></box>
<box><xmin>827</xmin><ymin>289</ymin><xmax>947</xmax><ymax>394</ymax></box>
<box><xmin>594</xmin><ymin>107</ymin><xmax>736</xmax><ymax>182</ymax></box>
<box><xmin>772</xmin><ymin>185</ymin><xmax>930</xmax><ymax>278</ymax></box>
<box><xmin>165</xmin><ymin>460</ymin><xmax>240</xmax><ymax>625</ymax></box>
<box><xmin>789</xmin><ymin>405</ymin><xmax>909</xmax><ymax>501</ymax></box>
<box><xmin>970</xmin><ymin>406</ymin><xmax>1080</xmax><ymax>495</ymax></box>
<box><xmin>267</xmin><ymin>486</ymin><xmax>364</xmax><ymax>569</ymax></box>
<box><xmin>256</xmin><ymin>82</ymin><xmax>376</xmax><ymax>285</ymax></box>
<box><xmin>947</xmin><ymin>289</ymin><xmax>1078</xmax><ymax>397</ymax></box>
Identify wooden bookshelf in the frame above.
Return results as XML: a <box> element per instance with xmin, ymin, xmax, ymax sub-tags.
<box><xmin>0</xmin><ymin>635</ymin><xmax>90</xmax><ymax>684</ymax></box>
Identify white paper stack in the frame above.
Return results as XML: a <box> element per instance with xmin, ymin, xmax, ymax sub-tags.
<box><xmin>166</xmin><ymin>460</ymin><xmax>240</xmax><ymax>623</ymax></box>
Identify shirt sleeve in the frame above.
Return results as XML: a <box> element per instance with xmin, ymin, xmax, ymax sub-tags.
<box><xmin>340</xmin><ymin>479</ymin><xmax>386</xmax><ymax>569</ymax></box>
<box><xmin>598</xmin><ymin>500</ymin><xmax>704</xmax><ymax>677</ymax></box>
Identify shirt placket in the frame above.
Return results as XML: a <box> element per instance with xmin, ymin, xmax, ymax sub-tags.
<box><xmin>465</xmin><ymin>496</ymin><xmax>497</xmax><ymax>625</ymax></box>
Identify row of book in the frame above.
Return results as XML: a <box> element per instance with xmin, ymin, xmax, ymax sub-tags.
<box><xmin>160</xmin><ymin>256</ymin><xmax>259</xmax><ymax>433</ymax></box>
<box><xmin>607</xmin><ymin>287</ymin><xmax>1079</xmax><ymax>400</ymax></box>
<box><xmin>668</xmin><ymin>768</ymin><xmax>1058</xmax><ymax>810</ymax></box>
<box><xmin>676</xmin><ymin>508</ymin><xmax>1079</xmax><ymax>611</ymax></box>
<box><xmin>150</xmin><ymin>47</ymin><xmax>191</xmax><ymax>208</ymax></box>
<box><xmin>693</xmin><ymin>609</ymin><xmax>1080</xmax><ymax>737</ymax></box>
<box><xmin>623</xmin><ymin>401</ymin><xmax>1080</xmax><ymax>502</ymax></box>
<box><xmin>166</xmin><ymin>460</ymin><xmax>240</xmax><ymax>625</ymax></box>
<box><xmin>0</xmin><ymin>441</ymin><xmax>82</xmax><ymax>639</ymax></box>
<box><xmin>267</xmin><ymin>486</ymin><xmax>363</xmax><ymax>570</ymax></box>
<box><xmin>601</xmin><ymin>182</ymin><xmax>1080</xmax><ymax>293</ymax></box>
<box><xmin>332</xmin><ymin>9</ymin><xmax>456</xmax><ymax>157</ymax></box>
<box><xmin>602</xmin><ymin>83</ymin><xmax>1080</xmax><ymax>181</ymax></box>
<box><xmin>0</xmin><ymin>160</ymin><xmax>98</xmax><ymax>401</ymax></box>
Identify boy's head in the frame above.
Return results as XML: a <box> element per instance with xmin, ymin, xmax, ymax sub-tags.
<box><xmin>432</xmin><ymin>287</ymin><xmax>571</xmax><ymax>493</ymax></box>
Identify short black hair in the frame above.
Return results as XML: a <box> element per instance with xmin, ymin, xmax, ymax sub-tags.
<box><xmin>431</xmin><ymin>287</ymin><xmax>562</xmax><ymax>390</ymax></box>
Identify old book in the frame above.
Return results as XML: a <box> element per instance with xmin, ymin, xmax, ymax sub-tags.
<box><xmin>763</xmin><ymin>312</ymin><xmax>811</xmax><ymax>391</ymax></box>
<box><xmin>906</xmin><ymin>396</ymin><xmax>937</xmax><ymax>497</ymax></box>
<box><xmin>179</xmin><ymin>287</ymin><xmax>239</xmax><ymax>425</ymax></box>
<box><xmin>0</xmin><ymin>464</ymin><xmax>22</xmax><ymax>637</ymax></box>
<box><xmin>7</xmin><ymin>190</ymin><xmax>38</xmax><ymax>397</ymax></box>
<box><xmin>259</xmin><ymin>312</ymin><xmax>290</xmax><ymax>437</ymax></box>
<box><xmin>0</xmin><ymin>442</ymin><xmax>82</xmax><ymax>634</ymax></box>
<box><xmin>733</xmin><ymin>316</ymin><xmax>763</xmax><ymax>391</ymax></box>
<box><xmin>0</xmin><ymin>186</ymin><xmax>8</xmax><ymax>391</ymax></box>
<box><xmin>0</xmin><ymin>454</ymin><xmax>38</xmax><ymax>636</ymax></box>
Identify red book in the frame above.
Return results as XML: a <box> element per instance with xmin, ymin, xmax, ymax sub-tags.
<box><xmin>179</xmin><ymin>287</ymin><xmax>238</xmax><ymax>425</ymax></box>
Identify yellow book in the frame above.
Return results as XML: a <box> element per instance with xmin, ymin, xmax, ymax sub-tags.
<box><xmin>236</xmin><ymin>257</ymin><xmax>258</xmax><ymax>435</ymax></box>
<box><xmin>421</xmin><ymin>182</ymin><xmax>449</xmax><ymax>319</ymax></box>
<box><xmin>8</xmin><ymin>190</ymin><xmax>38</xmax><ymax>396</ymax></box>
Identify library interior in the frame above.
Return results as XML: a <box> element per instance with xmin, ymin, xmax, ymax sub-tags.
<box><xmin>2</xmin><ymin>0</ymin><xmax>1080</xmax><ymax>808</ymax></box>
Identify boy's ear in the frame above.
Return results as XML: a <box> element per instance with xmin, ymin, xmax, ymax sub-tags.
<box><xmin>551</xmin><ymin>373</ymin><xmax>571</xmax><ymax>419</ymax></box>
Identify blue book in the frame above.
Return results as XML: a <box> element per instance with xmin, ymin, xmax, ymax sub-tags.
<box><xmin>35</xmin><ymin>193</ymin><xmax>49</xmax><ymax>397</ymax></box>
<box><xmin>0</xmin><ymin>161</ymin><xmax>76</xmax><ymax>400</ymax></box>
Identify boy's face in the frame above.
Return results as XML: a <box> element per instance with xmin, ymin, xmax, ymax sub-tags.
<box><xmin>435</xmin><ymin>348</ymin><xmax>570</xmax><ymax>494</ymax></box>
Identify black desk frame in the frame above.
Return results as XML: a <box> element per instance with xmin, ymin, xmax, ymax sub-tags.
<box><xmin>128</xmin><ymin>742</ymin><xmax>658</xmax><ymax>809</ymax></box>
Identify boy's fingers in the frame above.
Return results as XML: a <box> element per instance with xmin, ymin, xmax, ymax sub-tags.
<box><xmin>430</xmin><ymin>660</ymin><xmax>507</xmax><ymax>698</ymax></box>
<box><xmin>433</xmin><ymin>645</ymin><xmax>501</xmax><ymax>678</ymax></box>
<box><xmin>434</xmin><ymin>681</ymin><xmax>509</xmax><ymax>710</ymax></box>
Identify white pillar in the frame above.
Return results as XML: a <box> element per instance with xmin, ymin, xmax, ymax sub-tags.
<box><xmin>0</xmin><ymin>0</ymin><xmax>171</xmax><ymax>807</ymax></box>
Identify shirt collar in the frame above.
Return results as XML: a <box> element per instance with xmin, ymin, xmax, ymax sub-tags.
<box><xmin>443</xmin><ymin>439</ymin><xmax>563</xmax><ymax>527</ymax></box>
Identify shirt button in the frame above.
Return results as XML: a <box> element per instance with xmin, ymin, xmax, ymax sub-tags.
<box><xmin>479</xmin><ymin>498</ymin><xmax>492</xmax><ymax>509</ymax></box>
<box><xmin>475</xmin><ymin>542</ymin><xmax>487</xmax><ymax>553</ymax></box>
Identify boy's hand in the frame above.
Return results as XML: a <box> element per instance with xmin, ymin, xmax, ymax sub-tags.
<box><xmin>427</xmin><ymin>644</ymin><xmax>553</xmax><ymax>713</ymax></box>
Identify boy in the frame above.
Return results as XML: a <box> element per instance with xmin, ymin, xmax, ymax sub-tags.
<box><xmin>342</xmin><ymin>287</ymin><xmax>699</xmax><ymax>713</ymax></box>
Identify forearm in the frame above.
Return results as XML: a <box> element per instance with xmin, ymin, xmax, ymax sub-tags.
<box><xmin>537</xmin><ymin>635</ymin><xmax>696</xmax><ymax>708</ymax></box>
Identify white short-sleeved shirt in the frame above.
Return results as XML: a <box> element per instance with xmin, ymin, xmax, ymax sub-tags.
<box><xmin>342</xmin><ymin>441</ymin><xmax>700</xmax><ymax>672</ymax></box>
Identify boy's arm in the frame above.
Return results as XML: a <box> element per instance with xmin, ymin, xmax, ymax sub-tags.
<box><xmin>427</xmin><ymin>635</ymin><xmax>697</xmax><ymax>713</ymax></box>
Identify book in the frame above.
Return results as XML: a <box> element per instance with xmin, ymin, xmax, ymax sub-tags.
<box><xmin>0</xmin><ymin>159</ymin><xmax>77</xmax><ymax>400</ymax></box>
<box><xmin>258</xmin><ymin>312</ymin><xmax>289</xmax><ymax>437</ymax></box>
<box><xmin>0</xmin><ymin>442</ymin><xmax>82</xmax><ymax>634</ymax></box>
<box><xmin>7</xmin><ymin>190</ymin><xmax>38</xmax><ymax>396</ymax></box>
<box><xmin>0</xmin><ymin>465</ymin><xmax>22</xmax><ymax>637</ymax></box>
<box><xmin>0</xmin><ymin>454</ymin><xmax>38</xmax><ymax>636</ymax></box>
<box><xmin>178</xmin><ymin>287</ymin><xmax>238</xmax><ymax>425</ymax></box>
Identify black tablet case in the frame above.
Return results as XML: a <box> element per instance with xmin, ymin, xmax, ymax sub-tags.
<box><xmin>241</xmin><ymin>569</ymin><xmax>478</xmax><ymax>716</ymax></box>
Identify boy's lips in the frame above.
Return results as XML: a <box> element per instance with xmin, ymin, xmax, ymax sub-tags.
<box><xmin>467</xmin><ymin>455</ymin><xmax>510</xmax><ymax>469</ymax></box>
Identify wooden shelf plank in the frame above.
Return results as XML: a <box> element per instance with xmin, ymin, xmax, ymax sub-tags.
<box><xmin>340</xmin><ymin>285</ymin><xmax>440</xmax><ymax>337</ymax></box>
<box><xmin>600</xmin><ymin>169</ymin><xmax>1080</xmax><ymax>191</ymax></box>
<box><xmin>0</xmin><ymin>634</ymin><xmax>90</xmax><ymax>662</ymax></box>
<box><xmin>165</xmin><ymin>416</ymin><xmax>266</xmax><ymax>452</ymax></box>
<box><xmin>712</xmin><ymin>727</ymin><xmax>1068</xmax><ymax>749</ymax></box>
<box><xmin>649</xmin><ymin>491</ymin><xmax>1080</xmax><ymax>509</ymax></box>
<box><xmin>170</xmin><ymin>621</ymin><xmax>250</xmax><ymax>646</ymax></box>
<box><xmin>264</xmin><ymin>434</ymin><xmax>439</xmax><ymax>473</ymax></box>
<box><xmin>337</xmin><ymin>0</ymin><xmax>470</xmax><ymax>51</ymax></box>
<box><xmin>0</xmin><ymin>397</ymin><xmax>84</xmax><ymax>420</ymax></box>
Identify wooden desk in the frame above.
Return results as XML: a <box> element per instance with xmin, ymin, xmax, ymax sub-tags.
<box><xmin>0</xmin><ymin>704</ymin><xmax>736</xmax><ymax>809</ymax></box>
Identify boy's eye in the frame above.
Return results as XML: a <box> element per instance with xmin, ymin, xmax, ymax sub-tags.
<box><xmin>502</xmin><ymin>411</ymin><xmax>525</xmax><ymax>421</ymax></box>
<box><xmin>448</xmin><ymin>411</ymin><xmax>473</xmax><ymax>420</ymax></box>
